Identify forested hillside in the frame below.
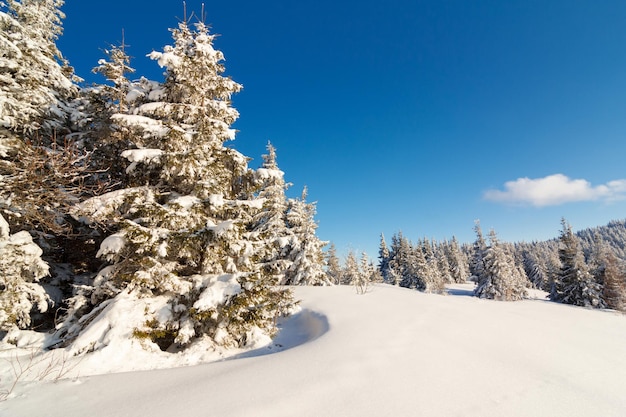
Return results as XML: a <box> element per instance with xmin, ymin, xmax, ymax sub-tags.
<box><xmin>366</xmin><ymin>219</ymin><xmax>626</xmax><ymax>311</ymax></box>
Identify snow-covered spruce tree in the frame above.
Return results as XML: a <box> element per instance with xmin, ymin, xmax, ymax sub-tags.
<box><xmin>282</xmin><ymin>187</ymin><xmax>330</xmax><ymax>285</ymax></box>
<box><xmin>0</xmin><ymin>0</ymin><xmax>85</xmax><ymax>237</ymax></box>
<box><xmin>600</xmin><ymin>252</ymin><xmax>626</xmax><ymax>312</ymax></box>
<box><xmin>378</xmin><ymin>233</ymin><xmax>392</xmax><ymax>283</ymax></box>
<box><xmin>469</xmin><ymin>220</ymin><xmax>487</xmax><ymax>283</ymax></box>
<box><xmin>363</xmin><ymin>252</ymin><xmax>384</xmax><ymax>284</ymax></box>
<box><xmin>77</xmin><ymin>39</ymin><xmax>137</xmax><ymax>185</ymax></box>
<box><xmin>446</xmin><ymin>236</ymin><xmax>470</xmax><ymax>283</ymax></box>
<box><xmin>355</xmin><ymin>252</ymin><xmax>377</xmax><ymax>293</ymax></box>
<box><xmin>474</xmin><ymin>229</ymin><xmax>527</xmax><ymax>301</ymax></box>
<box><xmin>341</xmin><ymin>250</ymin><xmax>360</xmax><ymax>286</ymax></box>
<box><xmin>587</xmin><ymin>232</ymin><xmax>609</xmax><ymax>285</ymax></box>
<box><xmin>551</xmin><ymin>219</ymin><xmax>605</xmax><ymax>308</ymax></box>
<box><xmin>522</xmin><ymin>249</ymin><xmax>549</xmax><ymax>290</ymax></box>
<box><xmin>248</xmin><ymin>142</ymin><xmax>293</xmax><ymax>284</ymax></box>
<box><xmin>436</xmin><ymin>248</ymin><xmax>453</xmax><ymax>284</ymax></box>
<box><xmin>325</xmin><ymin>243</ymin><xmax>342</xmax><ymax>285</ymax></box>
<box><xmin>402</xmin><ymin>244</ymin><xmax>427</xmax><ymax>290</ymax></box>
<box><xmin>60</xmin><ymin>20</ymin><xmax>296</xmax><ymax>351</ymax></box>
<box><xmin>0</xmin><ymin>214</ymin><xmax>50</xmax><ymax>332</ymax></box>
<box><xmin>388</xmin><ymin>232</ymin><xmax>410</xmax><ymax>287</ymax></box>
<box><xmin>421</xmin><ymin>240</ymin><xmax>446</xmax><ymax>293</ymax></box>
<box><xmin>384</xmin><ymin>232</ymin><xmax>403</xmax><ymax>285</ymax></box>
<box><xmin>0</xmin><ymin>0</ymin><xmax>76</xmax><ymax>136</ymax></box>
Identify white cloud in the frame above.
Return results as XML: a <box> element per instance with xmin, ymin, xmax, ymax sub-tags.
<box><xmin>483</xmin><ymin>174</ymin><xmax>626</xmax><ymax>207</ymax></box>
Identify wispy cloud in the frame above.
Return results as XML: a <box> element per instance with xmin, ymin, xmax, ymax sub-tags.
<box><xmin>484</xmin><ymin>174</ymin><xmax>626</xmax><ymax>207</ymax></box>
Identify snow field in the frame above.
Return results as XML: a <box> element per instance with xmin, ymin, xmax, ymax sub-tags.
<box><xmin>2</xmin><ymin>283</ymin><xmax>626</xmax><ymax>417</ymax></box>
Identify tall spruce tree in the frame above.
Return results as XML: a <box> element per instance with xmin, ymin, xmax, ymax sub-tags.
<box><xmin>249</xmin><ymin>142</ymin><xmax>292</xmax><ymax>284</ymax></box>
<box><xmin>552</xmin><ymin>219</ymin><xmax>605</xmax><ymax>308</ymax></box>
<box><xmin>469</xmin><ymin>220</ymin><xmax>487</xmax><ymax>283</ymax></box>
<box><xmin>341</xmin><ymin>250</ymin><xmax>360</xmax><ymax>286</ymax></box>
<box><xmin>600</xmin><ymin>252</ymin><xmax>626</xmax><ymax>311</ymax></box>
<box><xmin>0</xmin><ymin>0</ymin><xmax>76</xmax><ymax>136</ymax></box>
<box><xmin>447</xmin><ymin>236</ymin><xmax>469</xmax><ymax>283</ymax></box>
<box><xmin>475</xmin><ymin>229</ymin><xmax>527</xmax><ymax>301</ymax></box>
<box><xmin>0</xmin><ymin>0</ymin><xmax>84</xmax><ymax>238</ymax></box>
<box><xmin>283</xmin><ymin>188</ymin><xmax>330</xmax><ymax>285</ymax></box>
<box><xmin>0</xmin><ymin>214</ymin><xmax>50</xmax><ymax>331</ymax></box>
<box><xmin>81</xmin><ymin>39</ymin><xmax>137</xmax><ymax>185</ymax></box>
<box><xmin>378</xmin><ymin>233</ymin><xmax>392</xmax><ymax>283</ymax></box>
<box><xmin>58</xmin><ymin>19</ymin><xmax>296</xmax><ymax>351</ymax></box>
<box><xmin>325</xmin><ymin>243</ymin><xmax>342</xmax><ymax>285</ymax></box>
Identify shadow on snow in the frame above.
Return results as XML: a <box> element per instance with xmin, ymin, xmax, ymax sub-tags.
<box><xmin>227</xmin><ymin>309</ymin><xmax>330</xmax><ymax>360</ymax></box>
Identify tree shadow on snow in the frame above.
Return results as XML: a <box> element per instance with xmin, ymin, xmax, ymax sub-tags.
<box><xmin>446</xmin><ymin>287</ymin><xmax>476</xmax><ymax>297</ymax></box>
<box><xmin>227</xmin><ymin>309</ymin><xmax>330</xmax><ymax>360</ymax></box>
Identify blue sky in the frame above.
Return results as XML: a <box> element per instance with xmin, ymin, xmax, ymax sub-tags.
<box><xmin>58</xmin><ymin>0</ymin><xmax>626</xmax><ymax>259</ymax></box>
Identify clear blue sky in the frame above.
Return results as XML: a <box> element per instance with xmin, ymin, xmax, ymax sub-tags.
<box><xmin>58</xmin><ymin>0</ymin><xmax>626</xmax><ymax>259</ymax></box>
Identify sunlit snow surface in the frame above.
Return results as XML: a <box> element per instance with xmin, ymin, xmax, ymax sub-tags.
<box><xmin>2</xmin><ymin>284</ymin><xmax>626</xmax><ymax>417</ymax></box>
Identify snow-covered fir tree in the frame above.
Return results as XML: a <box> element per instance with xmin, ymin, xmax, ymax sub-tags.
<box><xmin>0</xmin><ymin>0</ymin><xmax>85</xmax><ymax>237</ymax></box>
<box><xmin>387</xmin><ymin>232</ymin><xmax>409</xmax><ymax>286</ymax></box>
<box><xmin>341</xmin><ymin>250</ymin><xmax>360</xmax><ymax>286</ymax></box>
<box><xmin>469</xmin><ymin>220</ymin><xmax>487</xmax><ymax>283</ymax></box>
<box><xmin>249</xmin><ymin>142</ymin><xmax>293</xmax><ymax>284</ymax></box>
<box><xmin>474</xmin><ymin>229</ymin><xmax>527</xmax><ymax>301</ymax></box>
<box><xmin>600</xmin><ymin>252</ymin><xmax>626</xmax><ymax>312</ymax></box>
<box><xmin>446</xmin><ymin>236</ymin><xmax>470</xmax><ymax>283</ymax></box>
<box><xmin>587</xmin><ymin>232</ymin><xmax>609</xmax><ymax>284</ymax></box>
<box><xmin>59</xmin><ymin>19</ymin><xmax>298</xmax><ymax>351</ymax></box>
<box><xmin>79</xmin><ymin>39</ymin><xmax>137</xmax><ymax>185</ymax></box>
<box><xmin>283</xmin><ymin>187</ymin><xmax>330</xmax><ymax>285</ymax></box>
<box><xmin>437</xmin><ymin>248</ymin><xmax>453</xmax><ymax>284</ymax></box>
<box><xmin>378</xmin><ymin>233</ymin><xmax>392</xmax><ymax>283</ymax></box>
<box><xmin>551</xmin><ymin>219</ymin><xmax>605</xmax><ymax>308</ymax></box>
<box><xmin>325</xmin><ymin>243</ymin><xmax>342</xmax><ymax>285</ymax></box>
<box><xmin>356</xmin><ymin>252</ymin><xmax>380</xmax><ymax>292</ymax></box>
<box><xmin>521</xmin><ymin>248</ymin><xmax>549</xmax><ymax>290</ymax></box>
<box><xmin>0</xmin><ymin>214</ymin><xmax>50</xmax><ymax>331</ymax></box>
<box><xmin>421</xmin><ymin>239</ymin><xmax>446</xmax><ymax>293</ymax></box>
<box><xmin>403</xmin><ymin>244</ymin><xmax>427</xmax><ymax>290</ymax></box>
<box><xmin>0</xmin><ymin>0</ymin><xmax>76</xmax><ymax>136</ymax></box>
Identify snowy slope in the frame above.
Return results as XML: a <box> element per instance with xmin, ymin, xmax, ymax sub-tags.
<box><xmin>2</xmin><ymin>283</ymin><xmax>626</xmax><ymax>417</ymax></box>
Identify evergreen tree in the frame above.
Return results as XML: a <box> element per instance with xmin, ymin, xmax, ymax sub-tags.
<box><xmin>437</xmin><ymin>250</ymin><xmax>453</xmax><ymax>284</ymax></box>
<box><xmin>422</xmin><ymin>239</ymin><xmax>445</xmax><ymax>293</ymax></box>
<box><xmin>475</xmin><ymin>229</ymin><xmax>527</xmax><ymax>301</ymax></box>
<box><xmin>0</xmin><ymin>214</ymin><xmax>50</xmax><ymax>331</ymax></box>
<box><xmin>378</xmin><ymin>233</ymin><xmax>392</xmax><ymax>283</ymax></box>
<box><xmin>600</xmin><ymin>253</ymin><xmax>626</xmax><ymax>312</ymax></box>
<box><xmin>396</xmin><ymin>235</ymin><xmax>418</xmax><ymax>289</ymax></box>
<box><xmin>523</xmin><ymin>250</ymin><xmax>547</xmax><ymax>289</ymax></box>
<box><xmin>0</xmin><ymin>0</ymin><xmax>85</xmax><ymax>238</ymax></box>
<box><xmin>552</xmin><ymin>219</ymin><xmax>605</xmax><ymax>308</ymax></box>
<box><xmin>407</xmin><ymin>244</ymin><xmax>428</xmax><ymax>291</ymax></box>
<box><xmin>447</xmin><ymin>236</ymin><xmax>469</xmax><ymax>283</ymax></box>
<box><xmin>81</xmin><ymin>38</ymin><xmax>137</xmax><ymax>185</ymax></box>
<box><xmin>249</xmin><ymin>142</ymin><xmax>292</xmax><ymax>284</ymax></box>
<box><xmin>587</xmin><ymin>232</ymin><xmax>608</xmax><ymax>285</ymax></box>
<box><xmin>469</xmin><ymin>220</ymin><xmax>487</xmax><ymax>283</ymax></box>
<box><xmin>0</xmin><ymin>0</ymin><xmax>77</xmax><ymax>136</ymax></box>
<box><xmin>283</xmin><ymin>188</ymin><xmax>330</xmax><ymax>285</ymax></box>
<box><xmin>58</xmin><ymin>19</ymin><xmax>296</xmax><ymax>350</ymax></box>
<box><xmin>355</xmin><ymin>252</ymin><xmax>374</xmax><ymax>294</ymax></box>
<box><xmin>385</xmin><ymin>232</ymin><xmax>404</xmax><ymax>285</ymax></box>
<box><xmin>325</xmin><ymin>243</ymin><xmax>342</xmax><ymax>285</ymax></box>
<box><xmin>341</xmin><ymin>250</ymin><xmax>360</xmax><ymax>286</ymax></box>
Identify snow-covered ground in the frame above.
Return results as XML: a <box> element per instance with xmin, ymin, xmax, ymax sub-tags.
<box><xmin>2</xmin><ymin>283</ymin><xmax>626</xmax><ymax>417</ymax></box>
